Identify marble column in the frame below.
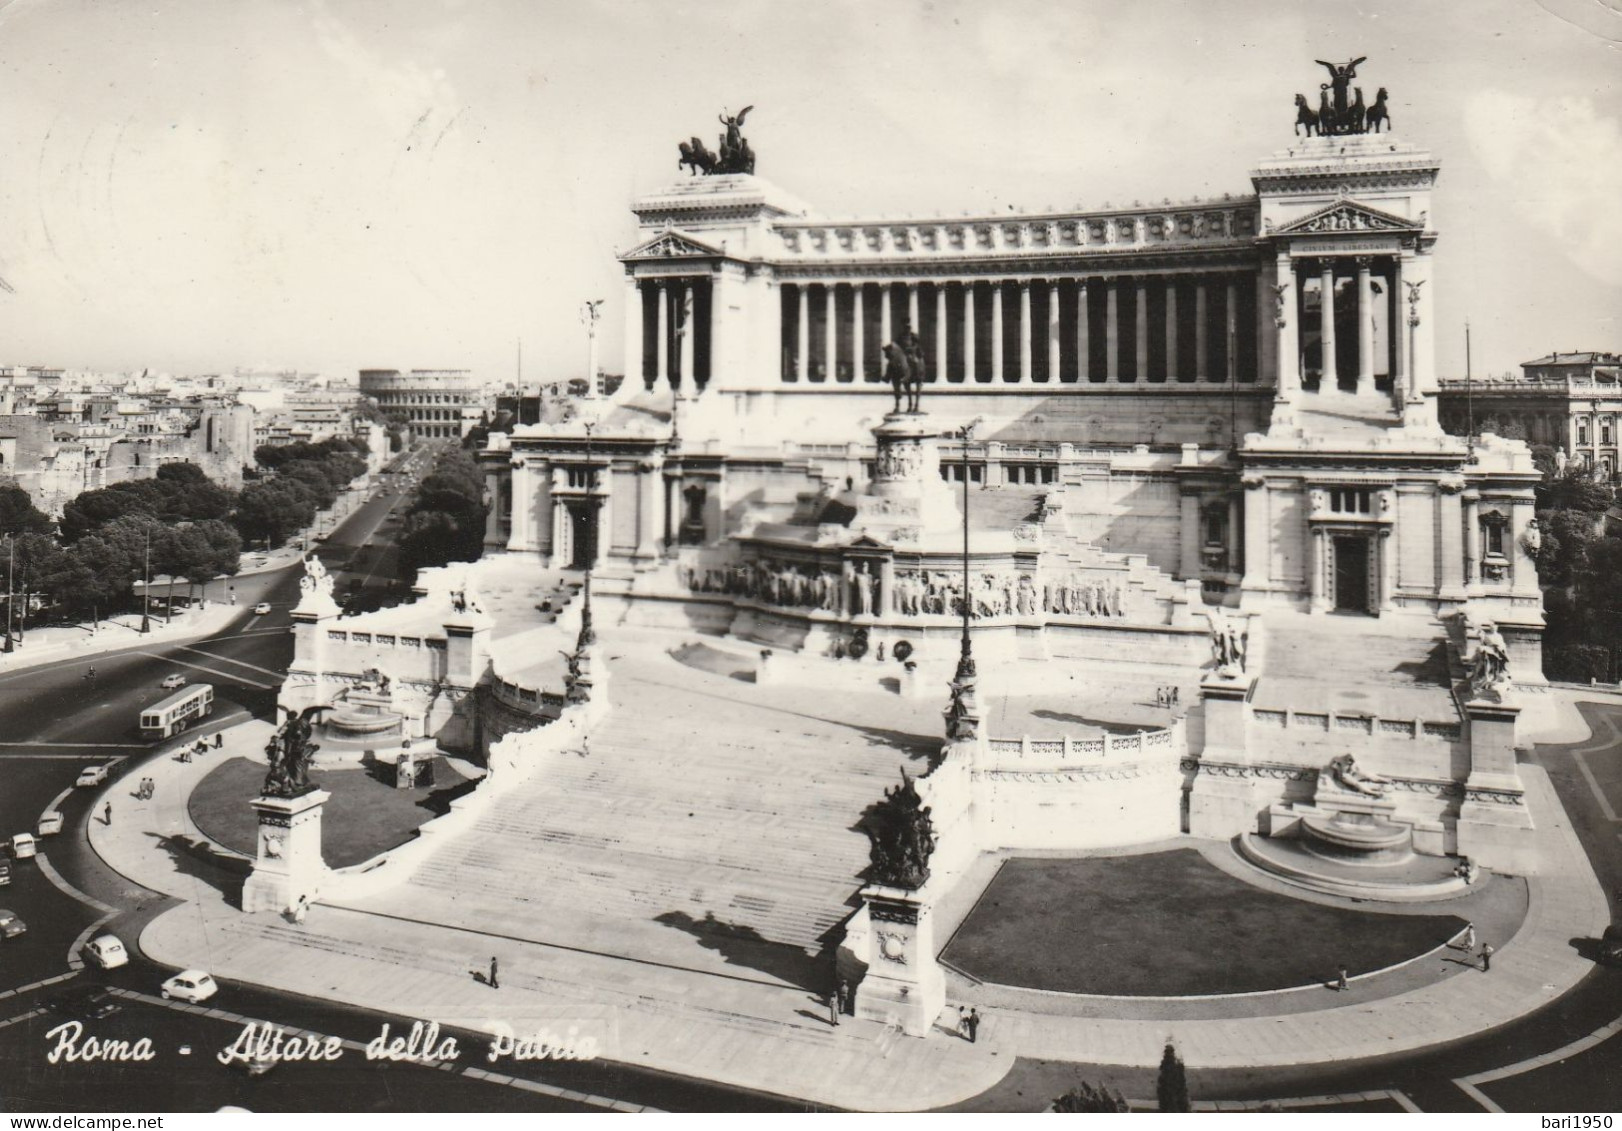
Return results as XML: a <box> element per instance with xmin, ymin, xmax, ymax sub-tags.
<box><xmin>908</xmin><ymin>283</ymin><xmax>921</xmax><ymax>336</ymax></box>
<box><xmin>623</xmin><ymin>277</ymin><xmax>644</xmax><ymax>391</ymax></box>
<box><xmin>880</xmin><ymin>283</ymin><xmax>892</xmax><ymax>349</ymax></box>
<box><xmin>1438</xmin><ymin>479</ymin><xmax>1466</xmax><ymax>601</ymax></box>
<box><xmin>1179</xmin><ymin>491</ymin><xmax>1202</xmax><ymax>579</ymax></box>
<box><xmin>1379</xmin><ymin>528</ymin><xmax>1397</xmax><ymax>613</ymax></box>
<box><xmin>853</xmin><ymin>284</ymin><xmax>866</xmax><ymax>382</ymax></box>
<box><xmin>679</xmin><ymin>284</ymin><xmax>695</xmax><ymax>391</ymax></box>
<box><xmin>1256</xmin><ymin>268</ymin><xmax>1276</xmax><ymax>393</ymax></box>
<box><xmin>1274</xmin><ymin>255</ymin><xmax>1300</xmax><ymax>405</ymax></box>
<box><xmin>1105</xmin><ymin>282</ymin><xmax>1120</xmax><ymax>381</ymax></box>
<box><xmin>1018</xmin><ymin>281</ymin><xmax>1032</xmax><ymax>383</ymax></box>
<box><xmin>796</xmin><ymin>284</ymin><xmax>809</xmax><ymax>382</ymax></box>
<box><xmin>991</xmin><ymin>283</ymin><xmax>1004</xmax><ymax>383</ymax></box>
<box><xmin>655</xmin><ymin>283</ymin><xmax>670</xmax><ymax>391</ymax></box>
<box><xmin>1308</xmin><ymin>528</ymin><xmax>1328</xmax><ymax>613</ymax></box>
<box><xmin>1319</xmin><ymin>261</ymin><xmax>1337</xmax><ymax>391</ymax></box>
<box><xmin>1462</xmin><ymin>490</ymin><xmax>1480</xmax><ymax>589</ymax></box>
<box><xmin>934</xmin><ymin>285</ymin><xmax>948</xmax><ymax>383</ymax></box>
<box><xmin>1391</xmin><ymin>257</ymin><xmax>1407</xmax><ymax>406</ymax></box>
<box><xmin>1076</xmin><ymin>281</ymin><xmax>1091</xmax><ymax>382</ymax></box>
<box><xmin>1165</xmin><ymin>281</ymin><xmax>1179</xmax><ymax>381</ymax></box>
<box><xmin>1047</xmin><ymin>282</ymin><xmax>1061</xmax><ymax>382</ymax></box>
<box><xmin>1241</xmin><ymin>477</ymin><xmax>1270</xmax><ymax>594</ymax></box>
<box><xmin>964</xmin><ymin>283</ymin><xmax>977</xmax><ymax>382</ymax></box>
<box><xmin>1135</xmin><ymin>280</ymin><xmax>1150</xmax><ymax>382</ymax></box>
<box><xmin>823</xmin><ymin>284</ymin><xmax>837</xmax><ymax>382</ymax></box>
<box><xmin>1355</xmin><ymin>257</ymin><xmax>1373</xmax><ymax>395</ymax></box>
<box><xmin>1194</xmin><ymin>282</ymin><xmax>1209</xmax><ymax>382</ymax></box>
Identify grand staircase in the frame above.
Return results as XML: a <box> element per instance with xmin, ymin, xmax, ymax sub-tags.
<box><xmin>358</xmin><ymin>655</ymin><xmax>911</xmax><ymax>987</ymax></box>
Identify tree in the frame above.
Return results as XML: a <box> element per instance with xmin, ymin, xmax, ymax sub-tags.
<box><xmin>1156</xmin><ymin>1042</ymin><xmax>1191</xmax><ymax>1113</ymax></box>
<box><xmin>61</xmin><ymin>486</ymin><xmax>158</xmax><ymax>542</ymax></box>
<box><xmin>0</xmin><ymin>486</ymin><xmax>52</xmax><ymax>538</ymax></box>
<box><xmin>55</xmin><ymin>536</ymin><xmax>130</xmax><ymax>622</ymax></box>
<box><xmin>234</xmin><ymin>480</ymin><xmax>315</xmax><ymax>548</ymax></box>
<box><xmin>1052</xmin><ymin>1081</ymin><xmax>1131</xmax><ymax>1113</ymax></box>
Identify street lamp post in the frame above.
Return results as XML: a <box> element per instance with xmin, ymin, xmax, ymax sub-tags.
<box><xmin>581</xmin><ymin>300</ymin><xmax>605</xmax><ymax>400</ymax></box>
<box><xmin>944</xmin><ymin>419</ymin><xmax>982</xmax><ymax>748</ymax></box>
<box><xmin>139</xmin><ymin>527</ymin><xmax>152</xmax><ymax>634</ymax></box>
<box><xmin>3</xmin><ymin>534</ymin><xmax>14</xmax><ymax>654</ymax></box>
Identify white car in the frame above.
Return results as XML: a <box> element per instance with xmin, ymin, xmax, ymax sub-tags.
<box><xmin>75</xmin><ymin>765</ymin><xmax>110</xmax><ymax>788</ymax></box>
<box><xmin>85</xmin><ymin>934</ymin><xmax>129</xmax><ymax>969</ymax></box>
<box><xmin>10</xmin><ymin>834</ymin><xmax>36</xmax><ymax>860</ymax></box>
<box><xmin>36</xmin><ymin>812</ymin><xmax>63</xmax><ymax>837</ymax></box>
<box><xmin>161</xmin><ymin>969</ymin><xmax>218</xmax><ymax>1003</ymax></box>
<box><xmin>253</xmin><ymin>602</ymin><xmax>272</xmax><ymax>616</ymax></box>
<box><xmin>160</xmin><ymin>673</ymin><xmax>187</xmax><ymax>690</ymax></box>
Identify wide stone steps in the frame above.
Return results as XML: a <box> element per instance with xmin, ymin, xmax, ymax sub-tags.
<box><xmin>407</xmin><ymin>853</ymin><xmax>851</xmax><ymax>952</ymax></box>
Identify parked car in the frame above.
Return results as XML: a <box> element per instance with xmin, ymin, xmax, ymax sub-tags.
<box><xmin>75</xmin><ymin>764</ymin><xmax>111</xmax><ymax>788</ymax></box>
<box><xmin>160</xmin><ymin>673</ymin><xmax>187</xmax><ymax>690</ymax></box>
<box><xmin>0</xmin><ymin>909</ymin><xmax>27</xmax><ymax>938</ymax></box>
<box><xmin>160</xmin><ymin>970</ymin><xmax>217</xmax><ymax>1003</ymax></box>
<box><xmin>36</xmin><ymin>811</ymin><xmax>63</xmax><ymax>837</ymax></box>
<box><xmin>84</xmin><ymin>934</ymin><xmax>129</xmax><ymax>970</ymax></box>
<box><xmin>10</xmin><ymin>834</ymin><xmax>36</xmax><ymax>860</ymax></box>
<box><xmin>46</xmin><ymin>986</ymin><xmax>121</xmax><ymax>1021</ymax></box>
<box><xmin>0</xmin><ymin>861</ymin><xmax>10</xmax><ymax>886</ymax></box>
<box><xmin>253</xmin><ymin>603</ymin><xmax>272</xmax><ymax>616</ymax></box>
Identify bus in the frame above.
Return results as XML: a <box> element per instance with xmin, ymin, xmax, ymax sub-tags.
<box><xmin>139</xmin><ymin>684</ymin><xmax>214</xmax><ymax>739</ymax></box>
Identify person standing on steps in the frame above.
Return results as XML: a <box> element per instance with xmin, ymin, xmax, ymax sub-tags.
<box><xmin>828</xmin><ymin>991</ymin><xmax>839</xmax><ymax>1027</ymax></box>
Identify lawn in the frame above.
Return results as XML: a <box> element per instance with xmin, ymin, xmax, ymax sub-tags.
<box><xmin>188</xmin><ymin>755</ymin><xmax>477</xmax><ymax>868</ymax></box>
<box><xmin>940</xmin><ymin>850</ymin><xmax>1467</xmax><ymax>996</ymax></box>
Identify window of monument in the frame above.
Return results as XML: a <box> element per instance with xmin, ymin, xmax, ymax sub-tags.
<box><xmin>1579</xmin><ymin>420</ymin><xmax>1590</xmax><ymax>445</ymax></box>
<box><xmin>1604</xmin><ymin>418</ymin><xmax>1614</xmax><ymax>445</ymax></box>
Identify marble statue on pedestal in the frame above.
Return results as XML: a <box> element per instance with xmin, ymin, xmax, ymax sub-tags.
<box><xmin>1469</xmin><ymin>621</ymin><xmax>1512</xmax><ymax>700</ymax></box>
<box><xmin>1328</xmin><ymin>753</ymin><xmax>1392</xmax><ymax>798</ymax></box>
<box><xmin>262</xmin><ymin>705</ymin><xmax>329</xmax><ymax>799</ymax></box>
<box><xmin>862</xmin><ymin>768</ymin><xmax>936</xmax><ymax>890</ymax></box>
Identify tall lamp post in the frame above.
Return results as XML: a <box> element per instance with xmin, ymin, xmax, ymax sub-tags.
<box><xmin>580</xmin><ymin>420</ymin><xmax>595</xmax><ymax>641</ymax></box>
<box><xmin>3</xmin><ymin>533</ymin><xmax>14</xmax><ymax>654</ymax></box>
<box><xmin>944</xmin><ymin>419</ymin><xmax>982</xmax><ymax>747</ymax></box>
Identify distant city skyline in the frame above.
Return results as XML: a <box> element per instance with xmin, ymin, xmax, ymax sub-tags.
<box><xmin>0</xmin><ymin>0</ymin><xmax>1616</xmax><ymax>383</ymax></box>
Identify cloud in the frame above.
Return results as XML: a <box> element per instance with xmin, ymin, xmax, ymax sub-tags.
<box><xmin>1465</xmin><ymin>91</ymin><xmax>1622</xmax><ymax>286</ymax></box>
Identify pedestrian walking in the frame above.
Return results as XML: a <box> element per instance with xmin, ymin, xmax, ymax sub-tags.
<box><xmin>1172</xmin><ymin>687</ymin><xmax>1179</xmax><ymax>706</ymax></box>
<box><xmin>1480</xmin><ymin>943</ymin><xmax>1494</xmax><ymax>973</ymax></box>
<box><xmin>1336</xmin><ymin>964</ymin><xmax>1348</xmax><ymax>992</ymax></box>
<box><xmin>103</xmin><ymin>802</ymin><xmax>112</xmax><ymax>826</ymax></box>
<box><xmin>957</xmin><ymin>1005</ymin><xmax>969</xmax><ymax>1040</ymax></box>
<box><xmin>1462</xmin><ymin>922</ymin><xmax>1476</xmax><ymax>951</ymax></box>
<box><xmin>837</xmin><ymin>979</ymin><xmax>851</xmax><ymax>1016</ymax></box>
<box><xmin>966</xmin><ymin>1007</ymin><xmax>980</xmax><ymax>1044</ymax></box>
<box><xmin>828</xmin><ymin>991</ymin><xmax>839</xmax><ymax>1027</ymax></box>
<box><xmin>215</xmin><ymin>733</ymin><xmax>224</xmax><ymax>750</ymax></box>
<box><xmin>489</xmin><ymin>956</ymin><xmax>500</xmax><ymax>989</ymax></box>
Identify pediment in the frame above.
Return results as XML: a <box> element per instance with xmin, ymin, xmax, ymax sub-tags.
<box><xmin>1274</xmin><ymin>199</ymin><xmax>1420</xmax><ymax>237</ymax></box>
<box><xmin>619</xmin><ymin>228</ymin><xmax>729</xmax><ymax>262</ymax></box>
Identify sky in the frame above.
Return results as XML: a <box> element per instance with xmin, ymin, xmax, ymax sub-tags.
<box><xmin>0</xmin><ymin>0</ymin><xmax>1617</xmax><ymax>383</ymax></box>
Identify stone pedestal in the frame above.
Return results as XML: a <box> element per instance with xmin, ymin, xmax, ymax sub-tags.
<box><xmin>852</xmin><ymin>413</ymin><xmax>960</xmax><ymax>544</ymax></box>
<box><xmin>1456</xmin><ymin>696</ymin><xmax>1535</xmax><ymax>873</ymax></box>
<box><xmin>855</xmin><ymin>883</ymin><xmax>945</xmax><ymax>1038</ymax></box>
<box><xmin>241</xmin><ymin>789</ymin><xmax>330</xmax><ymax>915</ymax></box>
<box><xmin>1187</xmin><ymin>675</ymin><xmax>1261</xmax><ymax>838</ymax></box>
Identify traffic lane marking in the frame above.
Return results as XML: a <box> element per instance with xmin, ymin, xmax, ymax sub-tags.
<box><xmin>171</xmin><ymin>645</ymin><xmax>288</xmax><ymax>682</ymax></box>
<box><xmin>131</xmin><ymin>651</ymin><xmax>279</xmax><ymax>690</ymax></box>
<box><xmin>1572</xmin><ymin>747</ymin><xmax>1620</xmax><ymax>821</ymax></box>
<box><xmin>0</xmin><ymin>972</ymin><xmax>79</xmax><ymax>1003</ymax></box>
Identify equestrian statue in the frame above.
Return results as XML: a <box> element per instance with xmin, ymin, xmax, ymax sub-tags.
<box><xmin>677</xmin><ymin>106</ymin><xmax>757</xmax><ymax>176</ymax></box>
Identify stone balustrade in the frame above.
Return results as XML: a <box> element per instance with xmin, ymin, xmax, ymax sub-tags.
<box><xmin>772</xmin><ymin>202</ymin><xmax>1259</xmax><ymax>261</ymax></box>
